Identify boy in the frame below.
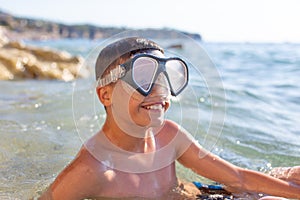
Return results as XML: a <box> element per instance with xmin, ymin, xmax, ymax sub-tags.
<box><xmin>40</xmin><ymin>37</ymin><xmax>300</xmax><ymax>199</ymax></box>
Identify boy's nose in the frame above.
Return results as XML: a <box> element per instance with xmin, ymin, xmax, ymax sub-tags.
<box><xmin>148</xmin><ymin>73</ymin><xmax>171</xmax><ymax>97</ymax></box>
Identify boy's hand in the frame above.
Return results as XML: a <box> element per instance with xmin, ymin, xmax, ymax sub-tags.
<box><xmin>269</xmin><ymin>166</ymin><xmax>300</xmax><ymax>185</ymax></box>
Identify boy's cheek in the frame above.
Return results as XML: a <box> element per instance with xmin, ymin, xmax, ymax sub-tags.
<box><xmin>120</xmin><ymin>80</ymin><xmax>145</xmax><ymax>101</ymax></box>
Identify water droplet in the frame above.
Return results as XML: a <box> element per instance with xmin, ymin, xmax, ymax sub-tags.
<box><xmin>34</xmin><ymin>103</ymin><xmax>41</xmax><ymax>108</ymax></box>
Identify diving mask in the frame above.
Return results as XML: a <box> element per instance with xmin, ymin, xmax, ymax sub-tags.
<box><xmin>97</xmin><ymin>54</ymin><xmax>189</xmax><ymax>96</ymax></box>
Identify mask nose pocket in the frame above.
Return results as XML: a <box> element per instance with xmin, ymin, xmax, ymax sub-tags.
<box><xmin>149</xmin><ymin>73</ymin><xmax>171</xmax><ymax>97</ymax></box>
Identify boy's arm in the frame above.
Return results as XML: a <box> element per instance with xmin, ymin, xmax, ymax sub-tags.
<box><xmin>177</xmin><ymin>142</ymin><xmax>300</xmax><ymax>199</ymax></box>
<box><xmin>39</xmin><ymin>147</ymin><xmax>101</xmax><ymax>200</ymax></box>
<box><xmin>269</xmin><ymin>166</ymin><xmax>300</xmax><ymax>185</ymax></box>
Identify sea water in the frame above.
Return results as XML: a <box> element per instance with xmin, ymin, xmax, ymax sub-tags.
<box><xmin>0</xmin><ymin>39</ymin><xmax>300</xmax><ymax>199</ymax></box>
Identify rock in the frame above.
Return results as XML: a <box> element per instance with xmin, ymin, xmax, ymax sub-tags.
<box><xmin>0</xmin><ymin>27</ymin><xmax>9</xmax><ymax>47</ymax></box>
<box><xmin>0</xmin><ymin>30</ymin><xmax>89</xmax><ymax>81</ymax></box>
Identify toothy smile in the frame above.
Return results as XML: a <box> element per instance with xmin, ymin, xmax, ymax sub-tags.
<box><xmin>141</xmin><ymin>102</ymin><xmax>166</xmax><ymax>110</ymax></box>
<box><xmin>144</xmin><ymin>104</ymin><xmax>163</xmax><ymax>110</ymax></box>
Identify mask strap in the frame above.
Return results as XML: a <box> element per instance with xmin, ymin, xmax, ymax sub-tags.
<box><xmin>96</xmin><ymin>65</ymin><xmax>126</xmax><ymax>87</ymax></box>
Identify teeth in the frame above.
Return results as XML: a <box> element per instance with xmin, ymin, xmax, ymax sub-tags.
<box><xmin>145</xmin><ymin>104</ymin><xmax>163</xmax><ymax>110</ymax></box>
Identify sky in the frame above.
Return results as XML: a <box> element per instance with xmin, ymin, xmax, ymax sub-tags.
<box><xmin>0</xmin><ymin>0</ymin><xmax>300</xmax><ymax>43</ymax></box>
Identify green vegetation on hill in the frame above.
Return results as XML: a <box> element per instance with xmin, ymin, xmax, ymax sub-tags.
<box><xmin>0</xmin><ymin>10</ymin><xmax>201</xmax><ymax>41</ymax></box>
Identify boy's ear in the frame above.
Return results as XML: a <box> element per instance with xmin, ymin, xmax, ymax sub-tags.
<box><xmin>96</xmin><ymin>86</ymin><xmax>112</xmax><ymax>106</ymax></box>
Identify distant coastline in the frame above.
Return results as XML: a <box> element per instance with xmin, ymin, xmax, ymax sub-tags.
<box><xmin>0</xmin><ymin>9</ymin><xmax>201</xmax><ymax>81</ymax></box>
<box><xmin>0</xmin><ymin>10</ymin><xmax>201</xmax><ymax>41</ymax></box>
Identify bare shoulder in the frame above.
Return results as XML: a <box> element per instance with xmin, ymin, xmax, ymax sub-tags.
<box><xmin>75</xmin><ymin>145</ymin><xmax>103</xmax><ymax>166</ymax></box>
<box><xmin>68</xmin><ymin>146</ymin><xmax>108</xmax><ymax>181</ymax></box>
<box><xmin>163</xmin><ymin>119</ymin><xmax>179</xmax><ymax>128</ymax></box>
<box><xmin>160</xmin><ymin>120</ymin><xmax>197</xmax><ymax>157</ymax></box>
<box><xmin>57</xmin><ymin>146</ymin><xmax>103</xmax><ymax>174</ymax></box>
<box><xmin>163</xmin><ymin>119</ymin><xmax>195</xmax><ymax>137</ymax></box>
<box><xmin>161</xmin><ymin>119</ymin><xmax>180</xmax><ymax>135</ymax></box>
<box><xmin>45</xmin><ymin>146</ymin><xmax>106</xmax><ymax>199</ymax></box>
<box><xmin>154</xmin><ymin>120</ymin><xmax>180</xmax><ymax>145</ymax></box>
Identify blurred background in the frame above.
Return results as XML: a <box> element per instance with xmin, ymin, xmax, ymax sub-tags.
<box><xmin>0</xmin><ymin>0</ymin><xmax>300</xmax><ymax>199</ymax></box>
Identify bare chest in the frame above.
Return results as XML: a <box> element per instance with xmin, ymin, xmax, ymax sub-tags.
<box><xmin>95</xmin><ymin>163</ymin><xmax>177</xmax><ymax>198</ymax></box>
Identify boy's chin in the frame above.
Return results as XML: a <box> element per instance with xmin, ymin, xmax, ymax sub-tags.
<box><xmin>146</xmin><ymin>116</ymin><xmax>166</xmax><ymax>129</ymax></box>
<box><xmin>147</xmin><ymin>118</ymin><xmax>164</xmax><ymax>128</ymax></box>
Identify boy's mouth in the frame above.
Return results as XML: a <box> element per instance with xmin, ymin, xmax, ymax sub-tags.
<box><xmin>143</xmin><ymin>104</ymin><xmax>163</xmax><ymax>110</ymax></box>
<box><xmin>141</xmin><ymin>102</ymin><xmax>167</xmax><ymax>111</ymax></box>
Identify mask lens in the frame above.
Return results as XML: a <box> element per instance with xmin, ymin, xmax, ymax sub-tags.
<box><xmin>165</xmin><ymin>60</ymin><xmax>188</xmax><ymax>94</ymax></box>
<box><xmin>132</xmin><ymin>57</ymin><xmax>158</xmax><ymax>92</ymax></box>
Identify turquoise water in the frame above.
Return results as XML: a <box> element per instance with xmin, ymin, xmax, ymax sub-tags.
<box><xmin>1</xmin><ymin>39</ymin><xmax>300</xmax><ymax>199</ymax></box>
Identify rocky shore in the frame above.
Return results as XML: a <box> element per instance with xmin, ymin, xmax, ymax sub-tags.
<box><xmin>0</xmin><ymin>27</ymin><xmax>88</xmax><ymax>81</ymax></box>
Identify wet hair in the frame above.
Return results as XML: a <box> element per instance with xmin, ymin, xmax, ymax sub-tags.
<box><xmin>95</xmin><ymin>37</ymin><xmax>164</xmax><ymax>80</ymax></box>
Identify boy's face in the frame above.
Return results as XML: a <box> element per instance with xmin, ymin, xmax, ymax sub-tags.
<box><xmin>110</xmin><ymin>50</ymin><xmax>171</xmax><ymax>129</ymax></box>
